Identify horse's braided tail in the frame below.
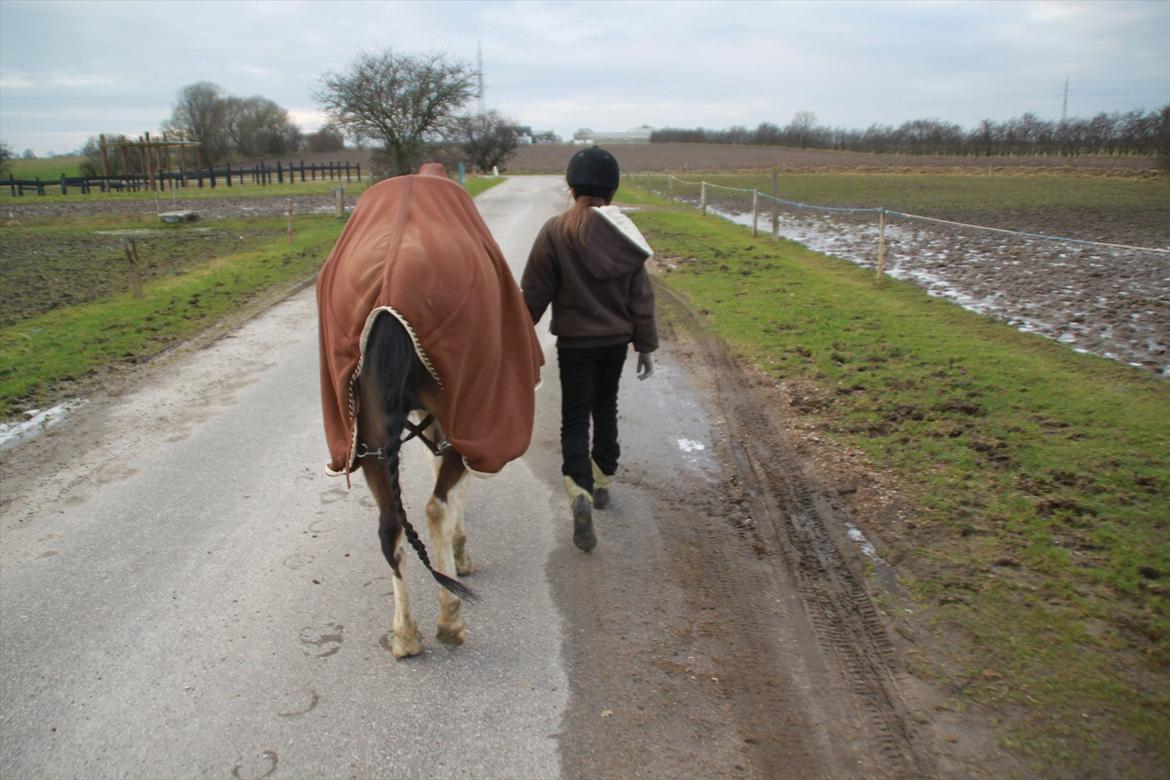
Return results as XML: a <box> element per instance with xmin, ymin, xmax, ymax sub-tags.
<box><xmin>385</xmin><ymin>428</ymin><xmax>476</xmax><ymax>602</ymax></box>
<box><xmin>370</xmin><ymin>312</ymin><xmax>475</xmax><ymax>603</ymax></box>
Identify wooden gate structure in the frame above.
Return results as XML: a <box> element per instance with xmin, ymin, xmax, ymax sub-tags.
<box><xmin>98</xmin><ymin>131</ymin><xmax>202</xmax><ymax>193</ymax></box>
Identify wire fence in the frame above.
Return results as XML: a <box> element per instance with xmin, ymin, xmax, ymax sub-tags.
<box><xmin>626</xmin><ymin>172</ymin><xmax>1170</xmax><ymax>375</ymax></box>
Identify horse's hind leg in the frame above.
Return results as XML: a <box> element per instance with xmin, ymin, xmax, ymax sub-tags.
<box><xmin>362</xmin><ymin>460</ymin><xmax>423</xmax><ymax>658</ymax></box>
<box><xmin>427</xmin><ymin>448</ymin><xmax>470</xmax><ymax>645</ymax></box>
<box><xmin>428</xmin><ymin>437</ymin><xmax>474</xmax><ymax>577</ymax></box>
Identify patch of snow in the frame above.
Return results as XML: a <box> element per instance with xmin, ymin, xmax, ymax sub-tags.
<box><xmin>846</xmin><ymin>522</ymin><xmax>878</xmax><ymax>561</ymax></box>
<box><xmin>0</xmin><ymin>399</ymin><xmax>86</xmax><ymax>451</ymax></box>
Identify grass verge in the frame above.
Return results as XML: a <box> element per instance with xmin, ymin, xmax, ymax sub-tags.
<box><xmin>624</xmin><ymin>193</ymin><xmax>1170</xmax><ymax>775</ymax></box>
<box><xmin>464</xmin><ymin>175</ymin><xmax>505</xmax><ymax>197</ymax></box>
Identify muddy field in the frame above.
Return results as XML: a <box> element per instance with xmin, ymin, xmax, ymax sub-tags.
<box><xmin>2</xmin><ymin>191</ymin><xmax>344</xmax><ymax>222</ymax></box>
<box><xmin>662</xmin><ymin>186</ymin><xmax>1170</xmax><ymax>376</ymax></box>
<box><xmin>510</xmin><ymin>142</ymin><xmax>1164</xmax><ymax>175</ymax></box>
<box><xmin>0</xmin><ymin>225</ymin><xmax>284</xmax><ymax>326</ymax></box>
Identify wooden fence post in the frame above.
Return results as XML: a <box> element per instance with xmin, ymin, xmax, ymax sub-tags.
<box><xmin>751</xmin><ymin>189</ymin><xmax>759</xmax><ymax>237</ymax></box>
<box><xmin>700</xmin><ymin>181</ymin><xmax>707</xmax><ymax>216</ymax></box>
<box><xmin>100</xmin><ymin>134</ymin><xmax>110</xmax><ymax>193</ymax></box>
<box><xmin>771</xmin><ymin>167</ymin><xmax>779</xmax><ymax>241</ymax></box>
<box><xmin>875</xmin><ymin>208</ymin><xmax>887</xmax><ymax>284</ymax></box>
<box><xmin>8</xmin><ymin>174</ymin><xmax>15</xmax><ymax>196</ymax></box>
<box><xmin>334</xmin><ymin>187</ymin><xmax>345</xmax><ymax>219</ymax></box>
<box><xmin>60</xmin><ymin>175</ymin><xmax>67</xmax><ymax>196</ymax></box>
<box><xmin>287</xmin><ymin>199</ymin><xmax>294</xmax><ymax>244</ymax></box>
<box><xmin>123</xmin><ymin>238</ymin><xmax>144</xmax><ymax>298</ymax></box>
<box><xmin>667</xmin><ymin>176</ymin><xmax>673</xmax><ymax>202</ymax></box>
<box><xmin>300</xmin><ymin>159</ymin><xmax>306</xmax><ymax>182</ymax></box>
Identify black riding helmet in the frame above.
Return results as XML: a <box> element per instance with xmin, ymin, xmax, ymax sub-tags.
<box><xmin>566</xmin><ymin>146</ymin><xmax>619</xmax><ymax>200</ymax></box>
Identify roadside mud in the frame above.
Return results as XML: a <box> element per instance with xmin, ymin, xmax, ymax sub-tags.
<box><xmin>649</xmin><ymin>284</ymin><xmax>1027</xmax><ymax>778</ymax></box>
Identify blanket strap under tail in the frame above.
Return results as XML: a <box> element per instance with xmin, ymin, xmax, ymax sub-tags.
<box><xmin>401</xmin><ymin>414</ymin><xmax>450</xmax><ymax>457</ymax></box>
<box><xmin>355</xmin><ymin>414</ymin><xmax>450</xmax><ymax>461</ymax></box>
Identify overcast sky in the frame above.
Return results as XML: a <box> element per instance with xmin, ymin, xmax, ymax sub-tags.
<box><xmin>1</xmin><ymin>0</ymin><xmax>1167</xmax><ymax>156</ymax></box>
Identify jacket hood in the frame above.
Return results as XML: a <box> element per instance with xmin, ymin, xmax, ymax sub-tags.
<box><xmin>579</xmin><ymin>206</ymin><xmax>653</xmax><ymax>280</ymax></box>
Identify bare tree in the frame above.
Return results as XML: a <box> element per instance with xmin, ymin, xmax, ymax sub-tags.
<box><xmin>0</xmin><ymin>141</ymin><xmax>13</xmax><ymax>177</ymax></box>
<box><xmin>304</xmin><ymin>124</ymin><xmax>346</xmax><ymax>153</ymax></box>
<box><xmin>224</xmin><ymin>96</ymin><xmax>301</xmax><ymax>158</ymax></box>
<box><xmin>315</xmin><ymin>50</ymin><xmax>477</xmax><ymax>177</ymax></box>
<box><xmin>167</xmin><ymin>82</ymin><xmax>229</xmax><ymax>166</ymax></box>
<box><xmin>457</xmin><ymin>110</ymin><xmax>519</xmax><ymax>172</ymax></box>
<box><xmin>789</xmin><ymin>111</ymin><xmax>817</xmax><ymax>148</ymax></box>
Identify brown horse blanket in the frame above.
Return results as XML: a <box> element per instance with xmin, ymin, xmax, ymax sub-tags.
<box><xmin>316</xmin><ymin>163</ymin><xmax>543</xmax><ymax>477</ymax></box>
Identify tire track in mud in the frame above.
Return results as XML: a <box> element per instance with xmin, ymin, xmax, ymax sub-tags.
<box><xmin>657</xmin><ymin>282</ymin><xmax>933</xmax><ymax>779</ymax></box>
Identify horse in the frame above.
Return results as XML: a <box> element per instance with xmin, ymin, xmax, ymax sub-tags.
<box><xmin>354</xmin><ymin>313</ymin><xmax>475</xmax><ymax>656</ymax></box>
<box><xmin>316</xmin><ymin>163</ymin><xmax>542</xmax><ymax>659</ymax></box>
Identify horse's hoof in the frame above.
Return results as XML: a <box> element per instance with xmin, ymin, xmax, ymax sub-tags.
<box><xmin>593</xmin><ymin>486</ymin><xmax>610</xmax><ymax>510</ymax></box>
<box><xmin>391</xmin><ymin>633</ymin><xmax>424</xmax><ymax>659</ymax></box>
<box><xmin>572</xmin><ymin>495</ymin><xmax>597</xmax><ymax>552</ymax></box>
<box><xmin>453</xmin><ymin>537</ymin><xmax>475</xmax><ymax>576</ymax></box>
<box><xmin>436</xmin><ymin>623</ymin><xmax>465</xmax><ymax>646</ymax></box>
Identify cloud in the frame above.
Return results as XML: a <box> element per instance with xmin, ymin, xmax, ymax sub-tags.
<box><xmin>1</xmin><ymin>0</ymin><xmax>1166</xmax><ymax>156</ymax></box>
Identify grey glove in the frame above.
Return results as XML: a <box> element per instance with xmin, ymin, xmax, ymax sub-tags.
<box><xmin>636</xmin><ymin>352</ymin><xmax>654</xmax><ymax>381</ymax></box>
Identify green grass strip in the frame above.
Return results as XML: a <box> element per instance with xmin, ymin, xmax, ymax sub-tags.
<box><xmin>463</xmin><ymin>175</ymin><xmax>505</xmax><ymax>197</ymax></box>
<box><xmin>629</xmin><ymin>201</ymin><xmax>1169</xmax><ymax>772</ymax></box>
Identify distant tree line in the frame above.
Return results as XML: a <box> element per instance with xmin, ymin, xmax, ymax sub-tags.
<box><xmin>69</xmin><ymin>50</ymin><xmax>528</xmax><ymax>182</ymax></box>
<box><xmin>651</xmin><ymin>107</ymin><xmax>1170</xmax><ymax>161</ymax></box>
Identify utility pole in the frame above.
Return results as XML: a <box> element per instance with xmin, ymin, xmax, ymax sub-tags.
<box><xmin>477</xmin><ymin>41</ymin><xmax>485</xmax><ymax>116</ymax></box>
<box><xmin>1061</xmin><ymin>76</ymin><xmax>1069</xmax><ymax>123</ymax></box>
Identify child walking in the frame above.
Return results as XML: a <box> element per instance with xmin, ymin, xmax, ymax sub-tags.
<box><xmin>521</xmin><ymin>147</ymin><xmax>657</xmax><ymax>551</ymax></box>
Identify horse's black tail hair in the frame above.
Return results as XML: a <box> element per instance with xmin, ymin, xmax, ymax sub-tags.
<box><xmin>366</xmin><ymin>313</ymin><xmax>476</xmax><ymax>603</ymax></box>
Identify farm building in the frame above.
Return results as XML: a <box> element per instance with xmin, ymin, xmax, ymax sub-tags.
<box><xmin>573</xmin><ymin>125</ymin><xmax>655</xmax><ymax>144</ymax></box>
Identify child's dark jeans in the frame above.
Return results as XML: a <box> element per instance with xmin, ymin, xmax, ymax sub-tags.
<box><xmin>557</xmin><ymin>343</ymin><xmax>628</xmax><ymax>493</ymax></box>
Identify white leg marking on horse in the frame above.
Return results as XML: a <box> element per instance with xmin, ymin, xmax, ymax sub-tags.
<box><xmin>427</xmin><ymin>493</ymin><xmax>465</xmax><ymax>645</ymax></box>
<box><xmin>449</xmin><ymin>471</ymin><xmax>475</xmax><ymax>576</ymax></box>
<box><xmin>390</xmin><ymin>537</ymin><xmax>423</xmax><ymax>658</ymax></box>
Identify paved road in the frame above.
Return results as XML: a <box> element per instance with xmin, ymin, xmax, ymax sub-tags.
<box><xmin>0</xmin><ymin>177</ymin><xmax>756</xmax><ymax>779</ymax></box>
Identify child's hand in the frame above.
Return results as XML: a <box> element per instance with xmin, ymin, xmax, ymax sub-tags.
<box><xmin>637</xmin><ymin>352</ymin><xmax>654</xmax><ymax>381</ymax></box>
